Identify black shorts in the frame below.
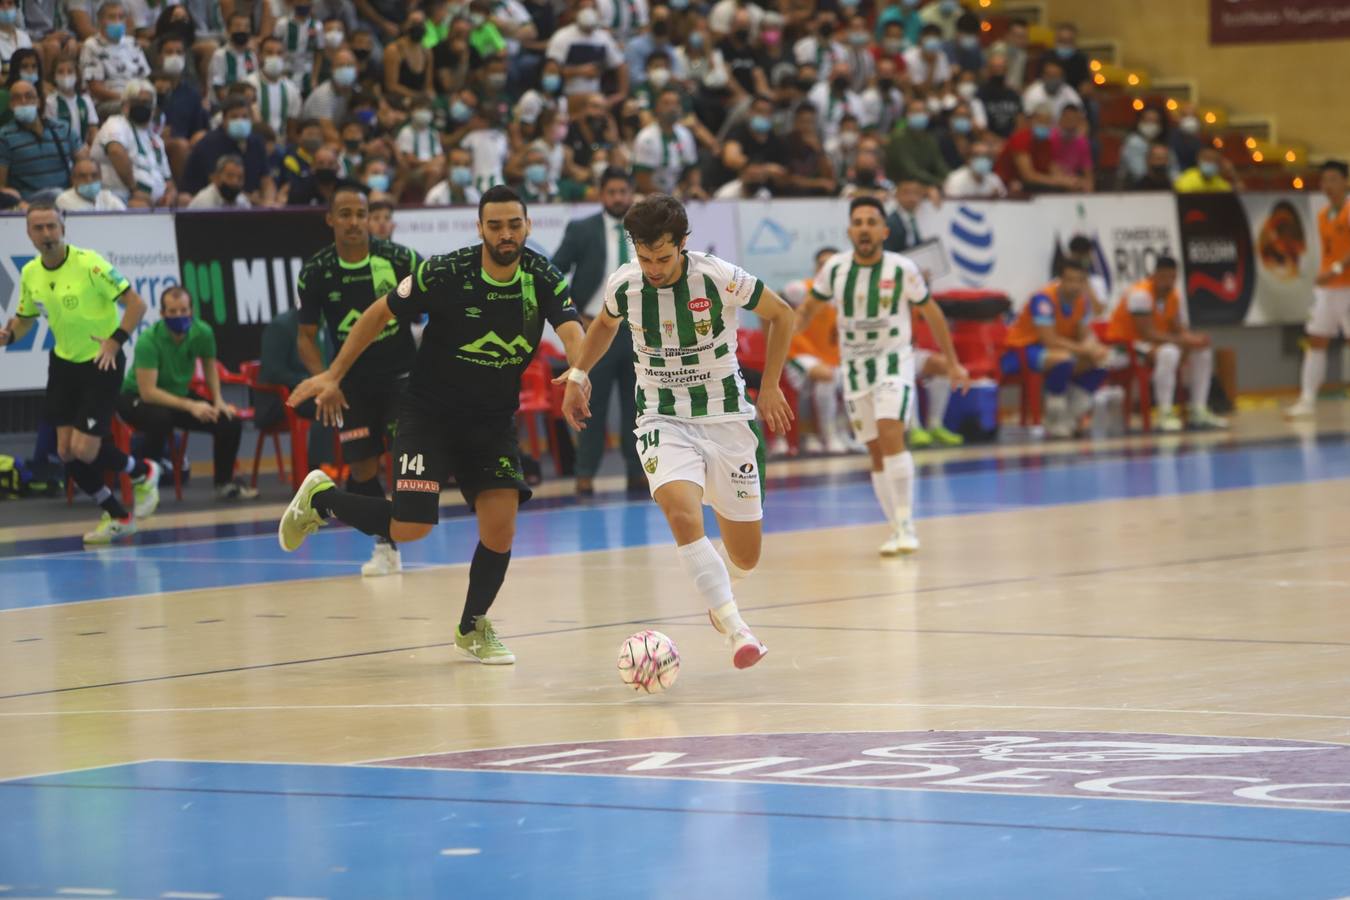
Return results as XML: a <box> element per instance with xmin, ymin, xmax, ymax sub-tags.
<box><xmin>47</xmin><ymin>352</ymin><xmax>125</xmax><ymax>437</ymax></box>
<box><xmin>391</xmin><ymin>394</ymin><xmax>533</xmax><ymax>525</ymax></box>
<box><xmin>337</xmin><ymin>374</ymin><xmax>407</xmax><ymax>462</ymax></box>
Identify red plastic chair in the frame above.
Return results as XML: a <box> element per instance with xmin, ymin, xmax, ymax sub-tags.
<box><xmin>239</xmin><ymin>360</ymin><xmax>308</xmax><ymax>489</ymax></box>
<box><xmin>736</xmin><ymin>327</ymin><xmax>800</xmax><ymax>452</ymax></box>
<box><xmin>1091</xmin><ymin>321</ymin><xmax>1153</xmax><ymax>432</ymax></box>
<box><xmin>518</xmin><ymin>357</ymin><xmax>562</xmax><ymax>475</ymax></box>
<box><xmin>65</xmin><ymin>416</ymin><xmax>135</xmax><ymax>507</ymax></box>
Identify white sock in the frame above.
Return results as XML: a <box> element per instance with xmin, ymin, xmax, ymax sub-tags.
<box><xmin>813</xmin><ymin>379</ymin><xmax>840</xmax><ymax>438</ymax></box>
<box><xmin>1188</xmin><ymin>346</ymin><xmax>1214</xmax><ymax>413</ymax></box>
<box><xmin>870</xmin><ymin>469</ymin><xmax>898</xmax><ymax>529</ymax></box>
<box><xmin>1152</xmin><ymin>343</ymin><xmax>1181</xmax><ymax>411</ymax></box>
<box><xmin>883</xmin><ymin>451</ymin><xmax>914</xmax><ymax>525</ymax></box>
<box><xmin>925</xmin><ymin>377</ymin><xmax>951</xmax><ymax>430</ymax></box>
<box><xmin>1300</xmin><ymin>347</ymin><xmax>1327</xmax><ymax>405</ymax></box>
<box><xmin>677</xmin><ymin>537</ymin><xmax>741</xmax><ymax>627</ymax></box>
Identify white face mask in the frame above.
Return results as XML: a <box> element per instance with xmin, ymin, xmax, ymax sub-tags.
<box><xmin>1179</xmin><ymin>115</ymin><xmax>1200</xmax><ymax>134</ymax></box>
<box><xmin>263</xmin><ymin>56</ymin><xmax>286</xmax><ymax>78</ymax></box>
<box><xmin>56</xmin><ymin>74</ymin><xmax>78</xmax><ymax>92</ymax></box>
<box><xmin>956</xmin><ymin>81</ymin><xmax>977</xmax><ymax>100</ymax></box>
<box><xmin>576</xmin><ymin>8</ymin><xmax>598</xmax><ymax>30</ymax></box>
<box><xmin>162</xmin><ymin>54</ymin><xmax>186</xmax><ymax>76</ymax></box>
<box><xmin>1139</xmin><ymin>121</ymin><xmax>1160</xmax><ymax>139</ymax></box>
<box><xmin>325</xmin><ymin>28</ymin><xmax>345</xmax><ymax>48</ymax></box>
<box><xmin>648</xmin><ymin>68</ymin><xmax>671</xmax><ymax>89</ymax></box>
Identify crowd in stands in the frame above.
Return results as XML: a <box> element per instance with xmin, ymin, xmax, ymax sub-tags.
<box><xmin>0</xmin><ymin>0</ymin><xmax>1246</xmax><ymax>211</ymax></box>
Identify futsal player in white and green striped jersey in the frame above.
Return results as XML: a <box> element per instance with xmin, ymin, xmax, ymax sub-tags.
<box><xmin>560</xmin><ymin>195</ymin><xmax>797</xmax><ymax>671</ymax></box>
<box><xmin>797</xmin><ymin>196</ymin><xmax>970</xmax><ymax>556</ymax></box>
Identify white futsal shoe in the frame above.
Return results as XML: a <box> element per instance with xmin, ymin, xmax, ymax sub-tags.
<box><xmin>361</xmin><ymin>540</ymin><xmax>402</xmax><ymax>576</ymax></box>
<box><xmin>708</xmin><ymin>608</ymin><xmax>768</xmax><ymax>669</ymax></box>
<box><xmin>880</xmin><ymin>520</ymin><xmax>920</xmax><ymax>556</ymax></box>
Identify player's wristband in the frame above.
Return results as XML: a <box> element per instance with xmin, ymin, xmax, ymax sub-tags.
<box><xmin>566</xmin><ymin>368</ymin><xmax>589</xmax><ymax>385</ymax></box>
<box><xmin>1333</xmin><ymin>262</ymin><xmax>1345</xmax><ymax>276</ymax></box>
<box><xmin>111</xmin><ymin>328</ymin><xmax>130</xmax><ymax>346</ymax></box>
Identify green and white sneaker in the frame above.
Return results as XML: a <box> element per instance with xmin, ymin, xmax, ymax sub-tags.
<box><xmin>908</xmin><ymin>427</ymin><xmax>933</xmax><ymax>449</ymax></box>
<box><xmin>84</xmin><ymin>512</ymin><xmax>136</xmax><ymax>545</ymax></box>
<box><xmin>1189</xmin><ymin>407</ymin><xmax>1230</xmax><ymax>430</ymax></box>
<box><xmin>278</xmin><ymin>469</ymin><xmax>335</xmax><ymax>552</ymax></box>
<box><xmin>930</xmin><ymin>426</ymin><xmax>965</xmax><ymax>446</ymax></box>
<box><xmin>455</xmin><ymin>616</ymin><xmax>515</xmax><ymax>665</ymax></box>
<box><xmin>132</xmin><ymin>459</ymin><xmax>161</xmax><ymax>519</ymax></box>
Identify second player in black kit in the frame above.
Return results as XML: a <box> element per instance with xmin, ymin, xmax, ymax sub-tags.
<box><xmin>281</xmin><ymin>186</ymin><xmax>586</xmax><ymax>665</ymax></box>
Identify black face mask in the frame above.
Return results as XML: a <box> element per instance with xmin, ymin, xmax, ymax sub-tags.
<box><xmin>156</xmin><ymin>92</ymin><xmax>170</xmax><ymax>108</ymax></box>
<box><xmin>733</xmin><ymin>28</ymin><xmax>749</xmax><ymax>42</ymax></box>
<box><xmin>651</xmin><ymin>20</ymin><xmax>668</xmax><ymax>37</ymax></box>
<box><xmin>855</xmin><ymin>168</ymin><xmax>876</xmax><ymax>186</ymax></box>
<box><xmin>231</xmin><ymin>30</ymin><xmax>250</xmax><ymax>47</ymax></box>
<box><xmin>623</xmin><ymin>114</ymin><xmax>641</xmax><ymax>129</ymax></box>
<box><xmin>878</xmin><ymin>78</ymin><xmax>894</xmax><ymax>92</ymax></box>
<box><xmin>353</xmin><ymin>47</ymin><xmax>371</xmax><ymax>61</ymax></box>
<box><xmin>128</xmin><ymin>102</ymin><xmax>153</xmax><ymax>125</ymax></box>
<box><xmin>407</xmin><ymin>23</ymin><xmax>425</xmax><ymax>41</ymax></box>
<box><xmin>344</xmin><ymin>138</ymin><xmax>362</xmax><ymax>151</ymax></box>
<box><xmin>796</xmin><ymin>78</ymin><xmax>814</xmax><ymax>92</ymax></box>
<box><xmin>817</xmin><ymin>22</ymin><xmax>833</xmax><ymax>38</ymax></box>
<box><xmin>588</xmin><ymin>115</ymin><xmax>608</xmax><ymax>132</ymax></box>
<box><xmin>314</xmin><ymin>168</ymin><xmax>338</xmax><ymax>185</ymax></box>
<box><xmin>1149</xmin><ymin>165</ymin><xmax>1169</xmax><ymax>177</ymax></box>
<box><xmin>831</xmin><ymin>75</ymin><xmax>849</xmax><ymax>92</ymax></box>
<box><xmin>219</xmin><ymin>182</ymin><xmax>241</xmax><ymax>202</ymax></box>
<box><xmin>987</xmin><ymin>74</ymin><xmax>1005</xmax><ymax>86</ymax></box>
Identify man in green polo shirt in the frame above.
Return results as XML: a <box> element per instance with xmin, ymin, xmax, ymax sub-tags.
<box><xmin>117</xmin><ymin>286</ymin><xmax>259</xmax><ymax>500</ymax></box>
<box><xmin>0</xmin><ymin>201</ymin><xmax>161</xmax><ymax>544</ymax></box>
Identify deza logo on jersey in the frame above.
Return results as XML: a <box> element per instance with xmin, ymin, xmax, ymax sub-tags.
<box><xmin>689</xmin><ymin>297</ymin><xmax>713</xmax><ymax>335</ymax></box>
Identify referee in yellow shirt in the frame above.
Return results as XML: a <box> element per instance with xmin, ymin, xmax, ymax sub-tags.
<box><xmin>0</xmin><ymin>202</ymin><xmax>162</xmax><ymax>543</ymax></box>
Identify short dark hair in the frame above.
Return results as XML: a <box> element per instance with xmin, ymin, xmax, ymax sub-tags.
<box><xmin>221</xmin><ymin>96</ymin><xmax>251</xmax><ymax>116</ymax></box>
<box><xmin>330</xmin><ymin>182</ymin><xmax>370</xmax><ymax>210</ymax></box>
<box><xmin>599</xmin><ymin>166</ymin><xmax>631</xmax><ymax>190</ymax></box>
<box><xmin>1155</xmin><ymin>254</ymin><xmax>1178</xmax><ymax>271</ymax></box>
<box><xmin>478</xmin><ymin>184</ymin><xmax>528</xmax><ymax>221</ymax></box>
<box><xmin>849</xmin><ymin>196</ymin><xmax>886</xmax><ymax>220</ymax></box>
<box><xmin>370</xmin><ymin>198</ymin><xmax>394</xmax><ymax>214</ymax></box>
<box><xmin>298</xmin><ymin>117</ymin><xmax>322</xmax><ymax>134</ymax></box>
<box><xmin>25</xmin><ymin>199</ymin><xmax>61</xmax><ymax>221</ymax></box>
<box><xmin>1059</xmin><ymin>258</ymin><xmax>1087</xmax><ymax>274</ymax></box>
<box><xmin>1067</xmin><ymin>235</ymin><xmax>1092</xmax><ymax>255</ymax></box>
<box><xmin>920</xmin><ymin>23</ymin><xmax>941</xmax><ymax>37</ymax></box>
<box><xmin>1322</xmin><ymin>159</ymin><xmax>1349</xmax><ymax>178</ymax></box>
<box><xmin>623</xmin><ymin>193</ymin><xmax>689</xmax><ymax>248</ymax></box>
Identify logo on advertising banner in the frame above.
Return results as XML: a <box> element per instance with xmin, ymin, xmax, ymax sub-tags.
<box><xmin>373</xmin><ymin>731</ymin><xmax>1350</xmax><ymax>810</ymax></box>
<box><xmin>1210</xmin><ymin>0</ymin><xmax>1350</xmax><ymax>45</ymax></box>
<box><xmin>1176</xmin><ymin>194</ymin><xmax>1255</xmax><ymax>326</ymax></box>
<box><xmin>948</xmin><ymin>206</ymin><xmax>995</xmax><ymax>288</ymax></box>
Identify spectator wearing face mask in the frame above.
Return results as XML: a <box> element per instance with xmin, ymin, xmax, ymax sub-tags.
<box><xmin>425</xmin><ymin>145</ymin><xmax>483</xmax><ymax>205</ymax></box>
<box><xmin>903</xmin><ymin>24</ymin><xmax>951</xmax><ymax>91</ymax></box>
<box><xmin>840</xmin><ymin>145</ymin><xmax>894</xmax><ymax>202</ymax></box>
<box><xmin>719</xmin><ymin>9</ymin><xmax>772</xmax><ymax>99</ymax></box>
<box><xmin>884</xmin><ymin>98</ymin><xmax>948</xmax><ymax>200</ymax></box>
<box><xmin>1118</xmin><ymin>107</ymin><xmax>1177</xmax><ymax>187</ymax></box>
<box><xmin>57</xmin><ymin>157</ymin><xmax>127</xmax><ymax>209</ymax></box>
<box><xmin>1174</xmin><ymin>145</ymin><xmax>1232</xmax><ymax>193</ymax></box>
<box><xmin>1050</xmin><ymin>103</ymin><xmax>1092</xmax><ymax>191</ymax></box>
<box><xmin>209</xmin><ymin>13</ymin><xmax>258</xmax><ymax>106</ymax></box>
<box><xmin>632</xmin><ymin>85</ymin><xmax>697</xmax><ymax>195</ymax></box>
<box><xmin>859</xmin><ymin>57</ymin><xmax>905</xmax><ymax>135</ymax></box>
<box><xmin>995</xmin><ymin>103</ymin><xmax>1073</xmax><ymax>194</ymax></box>
<box><xmin>92</xmin><ymin>79</ymin><xmax>175</xmax><ymax>207</ymax></box>
<box><xmin>312</xmin><ymin>17</ymin><xmax>348</xmax><ymax>84</ymax></box>
<box><xmin>978</xmin><ymin>53</ymin><xmax>1022</xmax><ymax>139</ymax></box>
<box><xmin>384</xmin><ymin>10</ymin><xmax>434</xmax><ymax>102</ymax></box>
<box><xmin>273</xmin><ymin>0</ymin><xmax>321</xmax><ymax>90</ymax></box>
<box><xmin>782</xmin><ymin>103</ymin><xmax>836</xmax><ymax>196</ymax></box>
<box><xmin>825</xmin><ymin>115</ymin><xmax>863</xmax><ymax>179</ymax></box>
<box><xmin>839</xmin><ymin>15</ymin><xmax>875</xmax><ymax>92</ymax></box>
<box><xmin>1169</xmin><ymin>102</ymin><xmax>1205</xmax><ymax>171</ymax></box>
<box><xmin>990</xmin><ymin>17</ymin><xmax>1029</xmax><ymax>90</ymax></box>
<box><xmin>547</xmin><ymin>0</ymin><xmax>627</xmax><ymax>101</ymax></box>
<box><xmin>0</xmin><ymin>78</ymin><xmax>80</xmax><ymax>201</ymax></box>
<box><xmin>302</xmin><ymin>47</ymin><xmax>359</xmax><ymax>142</ymax></box>
<box><xmin>794</xmin><ymin>10</ymin><xmax>847</xmax><ymax>82</ymax></box>
<box><xmin>517</xmin><ymin>59</ymin><xmax>570</xmax><ymax>126</ymax></box>
<box><xmin>714</xmin><ymin>96</ymin><xmax>786</xmax><ymax>193</ymax></box>
<box><xmin>946</xmin><ymin>12</ymin><xmax>983</xmax><ymax>73</ymax></box>
<box><xmin>455</xmin><ymin>95</ymin><xmax>511</xmax><ymax>192</ymax></box>
<box><xmin>183</xmin><ymin>97</ymin><xmax>275</xmax><ymax>203</ymax></box>
<box><xmin>708</xmin><ymin>0</ymin><xmax>763</xmax><ymax>38</ymax></box>
<box><xmin>936</xmin><ymin>100</ymin><xmax>978</xmax><ymax>169</ymax></box>
<box><xmin>151</xmin><ymin>36</ymin><xmax>210</xmax><ymax>145</ymax></box>
<box><xmin>248</xmin><ymin>36</ymin><xmax>302</xmax><ymax>143</ymax></box>
<box><xmin>281</xmin><ymin>117</ymin><xmax>324</xmax><ymax>191</ymax></box>
<box><xmin>951</xmin><ymin>70</ymin><xmax>987</xmax><ymax>130</ymax></box>
<box><xmin>872</xmin><ymin>20</ymin><xmax>908</xmax><ymax>71</ymax></box>
<box><xmin>1048</xmin><ymin>23</ymin><xmax>1089</xmax><ymax>92</ymax></box>
<box><xmin>0</xmin><ymin>0</ymin><xmax>33</xmax><ymax>79</ymax></box>
<box><xmin>921</xmin><ymin>0</ymin><xmax>965</xmax><ymax>39</ymax></box>
<box><xmin>943</xmin><ymin>138</ymin><xmax>1006</xmax><ymax>198</ymax></box>
<box><xmin>285</xmin><ymin>144</ymin><xmax>341</xmax><ymax>205</ymax></box>
<box><xmin>46</xmin><ymin>56</ymin><xmax>99</xmax><ymax>147</ymax></box>
<box><xmin>81</xmin><ymin>0</ymin><xmax>151</xmax><ymax>103</ymax></box>
<box><xmin>396</xmin><ymin>95</ymin><xmax>445</xmax><ymax>192</ymax></box>
<box><xmin>808</xmin><ymin>60</ymin><xmax>863</xmax><ymax>143</ymax></box>
<box><xmin>1022</xmin><ymin>58</ymin><xmax>1080</xmax><ymax>122</ymax></box>
<box><xmin>188</xmin><ymin>153</ymin><xmax>251</xmax><ymax>208</ymax></box>
<box><xmin>564</xmin><ymin>92</ymin><xmax>618</xmax><ymax>168</ymax></box>
<box><xmin>509</xmin><ymin>143</ymin><xmax>559</xmax><ymax>202</ymax></box>
<box><xmin>595</xmin><ymin>0</ymin><xmax>648</xmax><ymax>43</ymax></box>
<box><xmin>625</xmin><ymin>5</ymin><xmax>682</xmax><ymax>84</ymax></box>
<box><xmin>1127</xmin><ymin>142</ymin><xmax>1176</xmax><ymax>192</ymax></box>
<box><xmin>358</xmin><ymin>155</ymin><xmax>392</xmax><ymax>196</ymax></box>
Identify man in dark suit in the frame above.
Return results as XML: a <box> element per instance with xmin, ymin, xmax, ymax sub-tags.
<box><xmin>883</xmin><ymin>178</ymin><xmax>926</xmax><ymax>252</ymax></box>
<box><xmin>552</xmin><ymin>167</ymin><xmax>644</xmax><ymax>497</ymax></box>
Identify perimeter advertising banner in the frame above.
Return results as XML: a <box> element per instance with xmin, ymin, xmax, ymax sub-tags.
<box><xmin>1210</xmin><ymin>0</ymin><xmax>1350</xmax><ymax>44</ymax></box>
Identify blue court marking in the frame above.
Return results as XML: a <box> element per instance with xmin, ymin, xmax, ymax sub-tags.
<box><xmin>3</xmin><ymin>434</ymin><xmax>1350</xmax><ymax>611</ymax></box>
<box><xmin>1</xmin><ymin>761</ymin><xmax>1347</xmax><ymax>899</ymax></box>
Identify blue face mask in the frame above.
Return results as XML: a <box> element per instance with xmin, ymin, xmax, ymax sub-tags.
<box><xmin>451</xmin><ymin>165</ymin><xmax>473</xmax><ymax>186</ymax></box>
<box><xmin>1032</xmin><ymin>123</ymin><xmax>1052</xmax><ymax>140</ymax></box>
<box><xmin>958</xmin><ymin>34</ymin><xmax>978</xmax><ymax>49</ymax></box>
<box><xmin>952</xmin><ymin>116</ymin><xmax>972</xmax><ymax>134</ymax></box>
<box><xmin>226</xmin><ymin>117</ymin><xmax>252</xmax><ymax>140</ymax></box>
<box><xmin>0</xmin><ymin>9</ymin><xmax>18</xmax><ymax>25</ymax></box>
<box><xmin>749</xmin><ymin>114</ymin><xmax>772</xmax><ymax>135</ymax></box>
<box><xmin>355</xmin><ymin>108</ymin><xmax>376</xmax><ymax>126</ymax></box>
<box><xmin>921</xmin><ymin>36</ymin><xmax>942</xmax><ymax>53</ymax></box>
<box><xmin>970</xmin><ymin>156</ymin><xmax>992</xmax><ymax>176</ymax></box>
<box><xmin>907</xmin><ymin>112</ymin><xmax>929</xmax><ymax>130</ymax></box>
<box><xmin>688</xmin><ymin>32</ymin><xmax>704</xmax><ymax>50</ymax></box>
<box><xmin>1199</xmin><ymin>161</ymin><xmax>1219</xmax><ymax>178</ymax></box>
<box><xmin>1055</xmin><ymin>44</ymin><xmax>1074</xmax><ymax>59</ymax></box>
<box><xmin>525</xmin><ymin>162</ymin><xmax>548</xmax><ymax>184</ymax></box>
<box><xmin>668</xmin><ymin>0</ymin><xmax>688</xmax><ymax>9</ymax></box>
<box><xmin>366</xmin><ymin>172</ymin><xmax>390</xmax><ymax>192</ymax></box>
<box><xmin>11</xmin><ymin>104</ymin><xmax>37</xmax><ymax>124</ymax></box>
<box><xmin>77</xmin><ymin>180</ymin><xmax>103</xmax><ymax>200</ymax></box>
<box><xmin>164</xmin><ymin>315</ymin><xmax>192</xmax><ymax>335</ymax></box>
<box><xmin>105</xmin><ymin>21</ymin><xmax>125</xmax><ymax>40</ymax></box>
<box><xmin>19</xmin><ymin>70</ymin><xmax>38</xmax><ymax>83</ymax></box>
<box><xmin>940</xmin><ymin>0</ymin><xmax>957</xmax><ymax>14</ymax></box>
<box><xmin>450</xmin><ymin>100</ymin><xmax>472</xmax><ymax>122</ymax></box>
<box><xmin>542</xmin><ymin>73</ymin><xmax>561</xmax><ymax>93</ymax></box>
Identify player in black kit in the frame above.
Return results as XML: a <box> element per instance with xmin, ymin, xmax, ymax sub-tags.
<box><xmin>297</xmin><ymin>185</ymin><xmax>420</xmax><ymax>576</ymax></box>
<box><xmin>280</xmin><ymin>186</ymin><xmax>586</xmax><ymax>665</ymax></box>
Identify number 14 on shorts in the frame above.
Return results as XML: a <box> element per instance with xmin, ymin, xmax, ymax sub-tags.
<box><xmin>400</xmin><ymin>453</ymin><xmax>426</xmax><ymax>475</ymax></box>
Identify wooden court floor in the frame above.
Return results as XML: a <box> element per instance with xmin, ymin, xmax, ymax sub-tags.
<box><xmin>2</xmin><ymin>403</ymin><xmax>1350</xmax><ymax>898</ymax></box>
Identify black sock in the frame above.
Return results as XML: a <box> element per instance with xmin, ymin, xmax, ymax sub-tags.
<box><xmin>95</xmin><ymin>442</ymin><xmax>148</xmax><ymax>481</ymax></box>
<box><xmin>347</xmin><ymin>475</ymin><xmax>396</xmax><ymax>549</ymax></box>
<box><xmin>460</xmin><ymin>542</ymin><xmax>511</xmax><ymax>635</ymax></box>
<box><xmin>68</xmin><ymin>460</ymin><xmax>129</xmax><ymax>519</ymax></box>
<box><xmin>312</xmin><ymin>487</ymin><xmax>392</xmax><ymax>539</ymax></box>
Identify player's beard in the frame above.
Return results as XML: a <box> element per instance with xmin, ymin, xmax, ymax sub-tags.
<box><xmin>487</xmin><ymin>241</ymin><xmax>522</xmax><ymax>266</ymax></box>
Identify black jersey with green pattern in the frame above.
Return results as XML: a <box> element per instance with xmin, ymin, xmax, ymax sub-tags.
<box><xmin>296</xmin><ymin>238</ymin><xmax>420</xmax><ymax>382</ymax></box>
<box><xmin>386</xmin><ymin>244</ymin><xmax>579</xmax><ymax>415</ymax></box>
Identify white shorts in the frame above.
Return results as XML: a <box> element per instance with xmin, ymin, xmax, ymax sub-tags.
<box><xmin>785</xmin><ymin>354</ymin><xmax>824</xmax><ymax>392</ymax></box>
<box><xmin>634</xmin><ymin>415</ymin><xmax>764</xmax><ymax>522</ymax></box>
<box><xmin>845</xmin><ymin>354</ymin><xmax>917</xmax><ymax>444</ymax></box>
<box><xmin>1308</xmin><ymin>287</ymin><xmax>1350</xmax><ymax>338</ymax></box>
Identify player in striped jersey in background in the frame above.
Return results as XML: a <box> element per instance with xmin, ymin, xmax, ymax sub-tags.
<box><xmin>797</xmin><ymin>197</ymin><xmax>969</xmax><ymax>556</ymax></box>
<box><xmin>560</xmin><ymin>194</ymin><xmax>797</xmax><ymax>670</ymax></box>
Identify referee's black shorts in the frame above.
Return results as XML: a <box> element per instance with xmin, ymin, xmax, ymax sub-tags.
<box><xmin>47</xmin><ymin>351</ymin><xmax>124</xmax><ymax>437</ymax></box>
<box><xmin>390</xmin><ymin>392</ymin><xmax>532</xmax><ymax>525</ymax></box>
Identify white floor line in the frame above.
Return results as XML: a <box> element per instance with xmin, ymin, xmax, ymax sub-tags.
<box><xmin>0</xmin><ymin>701</ymin><xmax>1346</xmax><ymax>721</ymax></box>
<box><xmin>162</xmin><ymin>892</ymin><xmax>223</xmax><ymax>899</ymax></box>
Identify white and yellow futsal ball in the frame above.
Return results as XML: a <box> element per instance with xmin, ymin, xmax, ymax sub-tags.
<box><xmin>617</xmin><ymin>630</ymin><xmax>680</xmax><ymax>694</ymax></box>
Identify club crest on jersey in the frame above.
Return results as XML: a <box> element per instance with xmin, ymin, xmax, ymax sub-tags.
<box><xmin>662</xmin><ymin>320</ymin><xmax>675</xmax><ymax>339</ymax></box>
<box><xmin>643</xmin><ymin>456</ymin><xmax>659</xmax><ymax>474</ymax></box>
<box><xmin>694</xmin><ymin>319</ymin><xmax>711</xmax><ymax>336</ymax></box>
<box><xmin>687</xmin><ymin>297</ymin><xmax>712</xmax><ymax>312</ymax></box>
<box><xmin>396</xmin><ymin>276</ymin><xmax>412</xmax><ymax>298</ymax></box>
